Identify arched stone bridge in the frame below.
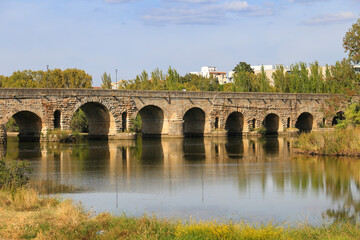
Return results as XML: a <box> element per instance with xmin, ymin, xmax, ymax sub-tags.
<box><xmin>0</xmin><ymin>88</ymin><xmax>350</xmax><ymax>141</ymax></box>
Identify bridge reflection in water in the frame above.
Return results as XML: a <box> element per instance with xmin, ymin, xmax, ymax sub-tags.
<box><xmin>4</xmin><ymin>136</ymin><xmax>360</xmax><ymax>224</ymax></box>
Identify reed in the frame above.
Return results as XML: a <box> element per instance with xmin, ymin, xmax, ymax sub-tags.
<box><xmin>294</xmin><ymin>127</ymin><xmax>360</xmax><ymax>156</ymax></box>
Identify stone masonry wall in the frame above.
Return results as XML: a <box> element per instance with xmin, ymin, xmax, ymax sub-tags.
<box><xmin>0</xmin><ymin>88</ymin><xmax>352</xmax><ymax>141</ymax></box>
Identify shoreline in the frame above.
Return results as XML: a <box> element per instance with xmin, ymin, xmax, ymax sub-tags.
<box><xmin>1</xmin><ymin>188</ymin><xmax>360</xmax><ymax>239</ymax></box>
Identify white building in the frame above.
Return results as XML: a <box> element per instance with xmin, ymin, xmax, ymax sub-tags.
<box><xmin>354</xmin><ymin>65</ymin><xmax>360</xmax><ymax>74</ymax></box>
<box><xmin>190</xmin><ymin>66</ymin><xmax>229</xmax><ymax>84</ymax></box>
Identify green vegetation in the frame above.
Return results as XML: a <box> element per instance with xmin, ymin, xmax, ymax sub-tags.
<box><xmin>101</xmin><ymin>72</ymin><xmax>112</xmax><ymax>89</ymax></box>
<box><xmin>70</xmin><ymin>109</ymin><xmax>89</xmax><ymax>133</ymax></box>
<box><xmin>296</xmin><ymin>102</ymin><xmax>360</xmax><ymax>156</ymax></box>
<box><xmin>343</xmin><ymin>18</ymin><xmax>360</xmax><ymax>64</ymax></box>
<box><xmin>0</xmin><ymin>187</ymin><xmax>359</xmax><ymax>239</ymax></box>
<box><xmin>116</xmin><ymin>59</ymin><xmax>359</xmax><ymax>94</ymax></box>
<box><xmin>0</xmin><ymin>68</ymin><xmax>92</xmax><ymax>88</ymax></box>
<box><xmin>295</xmin><ymin>128</ymin><xmax>360</xmax><ymax>156</ymax></box>
<box><xmin>5</xmin><ymin>117</ymin><xmax>18</xmax><ymax>132</ymax></box>
<box><xmin>0</xmin><ymin>159</ymin><xmax>32</xmax><ymax>189</ymax></box>
<box><xmin>46</xmin><ymin>129</ymin><xmax>81</xmax><ymax>142</ymax></box>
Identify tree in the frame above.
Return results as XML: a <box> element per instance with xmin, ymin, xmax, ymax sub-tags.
<box><xmin>272</xmin><ymin>65</ymin><xmax>288</xmax><ymax>92</ymax></box>
<box><xmin>166</xmin><ymin>66</ymin><xmax>180</xmax><ymax>91</ymax></box>
<box><xmin>309</xmin><ymin>61</ymin><xmax>325</xmax><ymax>93</ymax></box>
<box><xmin>233</xmin><ymin>62</ymin><xmax>254</xmax><ymax>74</ymax></box>
<box><xmin>257</xmin><ymin>65</ymin><xmax>270</xmax><ymax>92</ymax></box>
<box><xmin>343</xmin><ymin>18</ymin><xmax>360</xmax><ymax>64</ymax></box>
<box><xmin>0</xmin><ymin>69</ymin><xmax>93</xmax><ymax>88</ymax></box>
<box><xmin>101</xmin><ymin>72</ymin><xmax>112</xmax><ymax>89</ymax></box>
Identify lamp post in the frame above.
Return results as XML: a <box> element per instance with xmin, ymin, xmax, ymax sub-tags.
<box><xmin>46</xmin><ymin>65</ymin><xmax>49</xmax><ymax>88</ymax></box>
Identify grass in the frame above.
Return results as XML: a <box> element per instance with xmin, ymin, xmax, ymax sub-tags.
<box><xmin>294</xmin><ymin>127</ymin><xmax>360</xmax><ymax>156</ymax></box>
<box><xmin>1</xmin><ymin>188</ymin><xmax>360</xmax><ymax>239</ymax></box>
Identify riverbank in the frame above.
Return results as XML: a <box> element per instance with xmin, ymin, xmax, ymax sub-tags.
<box><xmin>0</xmin><ymin>188</ymin><xmax>359</xmax><ymax>239</ymax></box>
<box><xmin>294</xmin><ymin>127</ymin><xmax>360</xmax><ymax>156</ymax></box>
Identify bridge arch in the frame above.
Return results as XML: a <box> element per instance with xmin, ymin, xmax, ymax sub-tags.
<box><xmin>9</xmin><ymin>111</ymin><xmax>43</xmax><ymax>141</ymax></box>
<box><xmin>136</xmin><ymin>105</ymin><xmax>164</xmax><ymax>135</ymax></box>
<box><xmin>263</xmin><ymin>113</ymin><xmax>280</xmax><ymax>134</ymax></box>
<box><xmin>295</xmin><ymin>112</ymin><xmax>313</xmax><ymax>132</ymax></box>
<box><xmin>183</xmin><ymin>107</ymin><xmax>206</xmax><ymax>136</ymax></box>
<box><xmin>72</xmin><ymin>101</ymin><xmax>116</xmax><ymax>137</ymax></box>
<box><xmin>332</xmin><ymin>111</ymin><xmax>345</xmax><ymax>126</ymax></box>
<box><xmin>225</xmin><ymin>111</ymin><xmax>244</xmax><ymax>135</ymax></box>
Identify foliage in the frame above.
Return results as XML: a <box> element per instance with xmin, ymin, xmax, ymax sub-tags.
<box><xmin>0</xmin><ymin>159</ymin><xmax>32</xmax><ymax>189</ymax></box>
<box><xmin>233</xmin><ymin>64</ymin><xmax>271</xmax><ymax>92</ymax></box>
<box><xmin>336</xmin><ymin>103</ymin><xmax>360</xmax><ymax>129</ymax></box>
<box><xmin>5</xmin><ymin>117</ymin><xmax>19</xmax><ymax>132</ymax></box>
<box><xmin>130</xmin><ymin>114</ymin><xmax>142</xmax><ymax>133</ymax></box>
<box><xmin>1</xmin><ymin>68</ymin><xmax>92</xmax><ymax>88</ymax></box>
<box><xmin>101</xmin><ymin>72</ymin><xmax>112</xmax><ymax>89</ymax></box>
<box><xmin>46</xmin><ymin>129</ymin><xmax>80</xmax><ymax>142</ymax></box>
<box><xmin>2</xmin><ymin>188</ymin><xmax>360</xmax><ymax>239</ymax></box>
<box><xmin>343</xmin><ymin>18</ymin><xmax>360</xmax><ymax>64</ymax></box>
<box><xmin>70</xmin><ymin>109</ymin><xmax>88</xmax><ymax>133</ymax></box>
<box><xmin>233</xmin><ymin>61</ymin><xmax>254</xmax><ymax>74</ymax></box>
<box><xmin>294</xmin><ymin>127</ymin><xmax>360</xmax><ymax>156</ymax></box>
<box><xmin>320</xmin><ymin>95</ymin><xmax>346</xmax><ymax>120</ymax></box>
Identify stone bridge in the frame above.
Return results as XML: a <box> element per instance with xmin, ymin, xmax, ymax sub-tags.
<box><xmin>0</xmin><ymin>88</ymin><xmax>350</xmax><ymax>142</ymax></box>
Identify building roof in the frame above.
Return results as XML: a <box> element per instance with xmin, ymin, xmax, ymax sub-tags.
<box><xmin>209</xmin><ymin>71</ymin><xmax>226</xmax><ymax>74</ymax></box>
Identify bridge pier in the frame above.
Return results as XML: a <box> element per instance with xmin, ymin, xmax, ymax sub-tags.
<box><xmin>0</xmin><ymin>124</ymin><xmax>7</xmax><ymax>144</ymax></box>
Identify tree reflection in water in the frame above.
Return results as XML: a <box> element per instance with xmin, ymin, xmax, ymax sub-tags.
<box><xmin>3</xmin><ymin>135</ymin><xmax>360</xmax><ymax>223</ymax></box>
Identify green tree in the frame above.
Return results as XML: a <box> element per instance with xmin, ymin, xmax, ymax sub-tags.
<box><xmin>272</xmin><ymin>65</ymin><xmax>287</xmax><ymax>92</ymax></box>
<box><xmin>0</xmin><ymin>75</ymin><xmax>4</xmax><ymax>87</ymax></box>
<box><xmin>257</xmin><ymin>65</ymin><xmax>270</xmax><ymax>92</ymax></box>
<box><xmin>166</xmin><ymin>66</ymin><xmax>180</xmax><ymax>91</ymax></box>
<box><xmin>62</xmin><ymin>69</ymin><xmax>92</xmax><ymax>88</ymax></box>
<box><xmin>101</xmin><ymin>72</ymin><xmax>112</xmax><ymax>89</ymax></box>
<box><xmin>233</xmin><ymin>62</ymin><xmax>254</xmax><ymax>74</ymax></box>
<box><xmin>343</xmin><ymin>18</ymin><xmax>360</xmax><ymax>64</ymax></box>
<box><xmin>151</xmin><ymin>68</ymin><xmax>165</xmax><ymax>90</ymax></box>
<box><xmin>325</xmin><ymin>58</ymin><xmax>357</xmax><ymax>94</ymax></box>
<box><xmin>309</xmin><ymin>61</ymin><xmax>325</xmax><ymax>93</ymax></box>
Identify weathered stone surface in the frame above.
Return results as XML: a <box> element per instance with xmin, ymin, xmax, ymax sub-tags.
<box><xmin>0</xmin><ymin>88</ymin><xmax>350</xmax><ymax>140</ymax></box>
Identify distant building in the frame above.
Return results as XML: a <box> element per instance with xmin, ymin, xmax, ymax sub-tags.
<box><xmin>111</xmin><ymin>79</ymin><xmax>126</xmax><ymax>89</ymax></box>
<box><xmin>354</xmin><ymin>65</ymin><xmax>360</xmax><ymax>74</ymax></box>
<box><xmin>190</xmin><ymin>66</ymin><xmax>230</xmax><ymax>84</ymax></box>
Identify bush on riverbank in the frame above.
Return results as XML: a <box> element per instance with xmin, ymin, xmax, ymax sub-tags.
<box><xmin>294</xmin><ymin>127</ymin><xmax>360</xmax><ymax>156</ymax></box>
<box><xmin>1</xmin><ymin>188</ymin><xmax>360</xmax><ymax>239</ymax></box>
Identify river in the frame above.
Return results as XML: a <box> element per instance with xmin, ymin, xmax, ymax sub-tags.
<box><xmin>4</xmin><ymin>136</ymin><xmax>360</xmax><ymax>224</ymax></box>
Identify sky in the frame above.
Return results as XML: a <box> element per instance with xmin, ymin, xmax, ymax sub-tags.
<box><xmin>0</xmin><ymin>0</ymin><xmax>359</xmax><ymax>86</ymax></box>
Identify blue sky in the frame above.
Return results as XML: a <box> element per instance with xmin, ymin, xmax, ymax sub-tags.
<box><xmin>0</xmin><ymin>0</ymin><xmax>359</xmax><ymax>86</ymax></box>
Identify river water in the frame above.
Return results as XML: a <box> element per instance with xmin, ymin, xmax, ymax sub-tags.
<box><xmin>4</xmin><ymin>136</ymin><xmax>360</xmax><ymax>224</ymax></box>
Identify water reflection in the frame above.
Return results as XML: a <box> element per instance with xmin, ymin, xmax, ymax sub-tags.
<box><xmin>4</xmin><ymin>136</ymin><xmax>360</xmax><ymax>223</ymax></box>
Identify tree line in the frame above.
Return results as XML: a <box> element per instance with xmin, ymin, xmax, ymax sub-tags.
<box><xmin>0</xmin><ymin>68</ymin><xmax>92</xmax><ymax>88</ymax></box>
<box><xmin>101</xmin><ymin>59</ymin><xmax>359</xmax><ymax>95</ymax></box>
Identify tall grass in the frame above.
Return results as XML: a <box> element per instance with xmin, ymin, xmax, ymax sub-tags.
<box><xmin>1</xmin><ymin>188</ymin><xmax>360</xmax><ymax>239</ymax></box>
<box><xmin>294</xmin><ymin>127</ymin><xmax>360</xmax><ymax>156</ymax></box>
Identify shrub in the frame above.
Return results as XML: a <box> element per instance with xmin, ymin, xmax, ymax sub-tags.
<box><xmin>0</xmin><ymin>159</ymin><xmax>32</xmax><ymax>189</ymax></box>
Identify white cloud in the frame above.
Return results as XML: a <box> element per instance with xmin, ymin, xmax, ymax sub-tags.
<box><xmin>173</xmin><ymin>0</ymin><xmax>219</xmax><ymax>3</ymax></box>
<box><xmin>141</xmin><ymin>1</ymin><xmax>274</xmax><ymax>25</ymax></box>
<box><xmin>288</xmin><ymin>0</ymin><xmax>328</xmax><ymax>2</ymax></box>
<box><xmin>104</xmin><ymin>0</ymin><xmax>133</xmax><ymax>3</ymax></box>
<box><xmin>303</xmin><ymin>11</ymin><xmax>356</xmax><ymax>25</ymax></box>
<box><xmin>142</xmin><ymin>8</ymin><xmax>224</xmax><ymax>25</ymax></box>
